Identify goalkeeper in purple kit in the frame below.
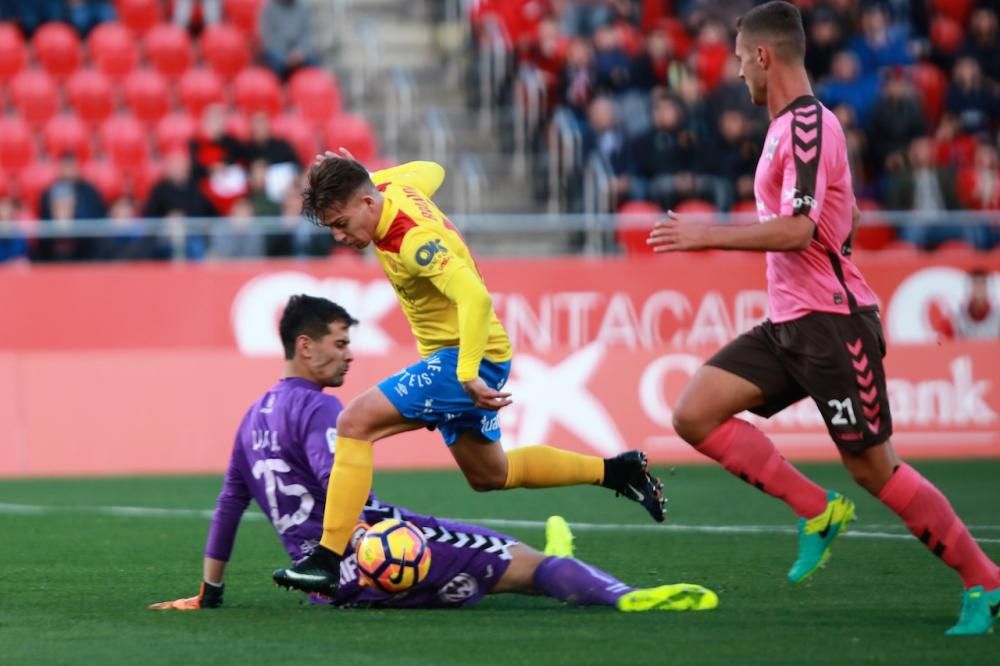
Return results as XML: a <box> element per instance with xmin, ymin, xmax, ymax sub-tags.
<box><xmin>149</xmin><ymin>295</ymin><xmax>717</xmax><ymax>613</ymax></box>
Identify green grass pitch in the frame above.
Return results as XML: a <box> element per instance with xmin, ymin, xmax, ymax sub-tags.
<box><xmin>1</xmin><ymin>460</ymin><xmax>998</xmax><ymax>665</ymax></box>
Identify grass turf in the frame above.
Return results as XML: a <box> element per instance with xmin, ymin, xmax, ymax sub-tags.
<box><xmin>0</xmin><ymin>460</ymin><xmax>998</xmax><ymax>665</ymax></box>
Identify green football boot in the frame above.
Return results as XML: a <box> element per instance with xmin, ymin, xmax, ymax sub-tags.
<box><xmin>946</xmin><ymin>585</ymin><xmax>1000</xmax><ymax>636</ymax></box>
<box><xmin>787</xmin><ymin>490</ymin><xmax>856</xmax><ymax>584</ymax></box>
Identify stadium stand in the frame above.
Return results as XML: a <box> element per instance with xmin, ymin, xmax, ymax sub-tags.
<box><xmin>470</xmin><ymin>0</ymin><xmax>1000</xmax><ymax>252</ymax></box>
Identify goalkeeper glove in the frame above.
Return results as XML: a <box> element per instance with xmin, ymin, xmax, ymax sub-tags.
<box><xmin>148</xmin><ymin>581</ymin><xmax>224</xmax><ymax>610</ymax></box>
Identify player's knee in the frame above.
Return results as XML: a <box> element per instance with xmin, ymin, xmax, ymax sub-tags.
<box><xmin>672</xmin><ymin>402</ymin><xmax>709</xmax><ymax>445</ymax></box>
<box><xmin>464</xmin><ymin>469</ymin><xmax>506</xmax><ymax>492</ymax></box>
<box><xmin>335</xmin><ymin>406</ymin><xmax>367</xmax><ymax>440</ymax></box>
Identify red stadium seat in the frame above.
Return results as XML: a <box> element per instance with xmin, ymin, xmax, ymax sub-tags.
<box><xmin>853</xmin><ymin>198</ymin><xmax>894</xmax><ymax>250</ymax></box>
<box><xmin>100</xmin><ymin>114</ymin><xmax>150</xmax><ymax>170</ymax></box>
<box><xmin>674</xmin><ymin>199</ymin><xmax>718</xmax><ymax>215</ymax></box>
<box><xmin>0</xmin><ymin>23</ymin><xmax>27</xmax><ymax>83</ymax></box>
<box><xmin>10</xmin><ymin>69</ymin><xmax>59</xmax><ymax>127</ymax></box>
<box><xmin>930</xmin><ymin>15</ymin><xmax>964</xmax><ymax>56</ymax></box>
<box><xmin>17</xmin><ymin>161</ymin><xmax>58</xmax><ymax>217</ymax></box>
<box><xmin>88</xmin><ymin>22</ymin><xmax>138</xmax><ymax>81</ymax></box>
<box><xmin>909</xmin><ymin>62</ymin><xmax>947</xmax><ymax>125</ymax></box>
<box><xmin>289</xmin><ymin>67</ymin><xmax>342</xmax><ymax>126</ymax></box>
<box><xmin>66</xmin><ymin>68</ymin><xmax>115</xmax><ymax>127</ymax></box>
<box><xmin>32</xmin><ymin>22</ymin><xmax>82</xmax><ymax>80</ymax></box>
<box><xmin>155</xmin><ymin>112</ymin><xmax>197</xmax><ymax>154</ymax></box>
<box><xmin>133</xmin><ymin>161</ymin><xmax>164</xmax><ymax>205</ymax></box>
<box><xmin>200</xmin><ymin>23</ymin><xmax>250</xmax><ymax>80</ymax></box>
<box><xmin>123</xmin><ymin>68</ymin><xmax>170</xmax><ymax>126</ymax></box>
<box><xmin>729</xmin><ymin>199</ymin><xmax>758</xmax><ymax>215</ymax></box>
<box><xmin>143</xmin><ymin>23</ymin><xmax>194</xmax><ymax>81</ymax></box>
<box><xmin>81</xmin><ymin>159</ymin><xmax>124</xmax><ymax>204</ymax></box>
<box><xmin>43</xmin><ymin>114</ymin><xmax>93</xmax><ymax>162</ymax></box>
<box><xmin>616</xmin><ymin>199</ymin><xmax>662</xmax><ymax>254</ymax></box>
<box><xmin>932</xmin><ymin>0</ymin><xmax>975</xmax><ymax>26</ymax></box>
<box><xmin>233</xmin><ymin>66</ymin><xmax>283</xmax><ymax>117</ymax></box>
<box><xmin>271</xmin><ymin>112</ymin><xmax>317</xmax><ymax>166</ymax></box>
<box><xmin>178</xmin><ymin>67</ymin><xmax>226</xmax><ymax>117</ymax></box>
<box><xmin>224</xmin><ymin>0</ymin><xmax>265</xmax><ymax>36</ymax></box>
<box><xmin>115</xmin><ymin>0</ymin><xmax>162</xmax><ymax>36</ymax></box>
<box><xmin>0</xmin><ymin>116</ymin><xmax>35</xmax><ymax>172</ymax></box>
<box><xmin>324</xmin><ymin>113</ymin><xmax>378</xmax><ymax>163</ymax></box>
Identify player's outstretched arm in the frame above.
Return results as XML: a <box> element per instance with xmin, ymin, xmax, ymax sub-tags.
<box><xmin>647</xmin><ymin>210</ymin><xmax>814</xmax><ymax>253</ymax></box>
<box><xmin>148</xmin><ymin>558</ymin><xmax>227</xmax><ymax>610</ymax></box>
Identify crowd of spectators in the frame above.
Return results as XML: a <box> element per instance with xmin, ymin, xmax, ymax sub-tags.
<box><xmin>475</xmin><ymin>0</ymin><xmax>1000</xmax><ymax>250</ymax></box>
<box><xmin>0</xmin><ymin>0</ymin><xmax>344</xmax><ymax>263</ymax></box>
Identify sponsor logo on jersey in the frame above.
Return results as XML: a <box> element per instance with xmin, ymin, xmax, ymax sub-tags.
<box><xmin>415</xmin><ymin>239</ymin><xmax>447</xmax><ymax>267</ymax></box>
<box><xmin>326</xmin><ymin>427</ymin><xmax>338</xmax><ymax>453</ymax></box>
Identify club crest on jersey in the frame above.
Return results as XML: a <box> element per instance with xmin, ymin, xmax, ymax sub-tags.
<box><xmin>415</xmin><ymin>238</ymin><xmax>447</xmax><ymax>266</ymax></box>
<box><xmin>438</xmin><ymin>573</ymin><xmax>478</xmax><ymax>604</ymax></box>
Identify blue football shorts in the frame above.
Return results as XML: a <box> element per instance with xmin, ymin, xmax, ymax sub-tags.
<box><xmin>376</xmin><ymin>347</ymin><xmax>511</xmax><ymax>446</ymax></box>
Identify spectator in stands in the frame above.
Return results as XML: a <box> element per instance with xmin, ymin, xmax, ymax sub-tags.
<box><xmin>261</xmin><ymin>0</ymin><xmax>318</xmax><ymax>80</ymax></box>
<box><xmin>946</xmin><ymin>57</ymin><xmax>999</xmax><ymax>136</ymax></box>
<box><xmin>886</xmin><ymin>136</ymin><xmax>960</xmax><ymax>249</ymax></box>
<box><xmin>804</xmin><ymin>8</ymin><xmax>846</xmax><ymax>82</ymax></box>
<box><xmin>557</xmin><ymin>38</ymin><xmax>596</xmax><ymax>125</ymax></box>
<box><xmin>592</xmin><ymin>21</ymin><xmax>633</xmax><ymax>94</ymax></box>
<box><xmin>848</xmin><ymin>3</ymin><xmax>912</xmax><ymax>74</ymax></box>
<box><xmin>521</xmin><ymin>15</ymin><xmax>568</xmax><ymax>111</ymax></box>
<box><xmin>10</xmin><ymin>0</ymin><xmax>115</xmax><ymax>36</ymax></box>
<box><xmin>560</xmin><ymin>0</ymin><xmax>614</xmax><ymax>38</ymax></box>
<box><xmin>962</xmin><ymin>7</ymin><xmax>1000</xmax><ymax>84</ymax></box>
<box><xmin>631</xmin><ymin>27</ymin><xmax>673</xmax><ymax>90</ymax></box>
<box><xmin>243</xmin><ymin>112</ymin><xmax>299</xmax><ymax>166</ymax></box>
<box><xmin>868</xmin><ymin>68</ymin><xmax>926</xmax><ymax>174</ymax></box>
<box><xmin>675</xmin><ymin>70</ymin><xmax>711</xmax><ymax>145</ymax></box>
<box><xmin>957</xmin><ymin>141</ymin><xmax>1000</xmax><ymax>211</ymax></box>
<box><xmin>248</xmin><ymin>159</ymin><xmax>283</xmax><ymax>218</ymax></box>
<box><xmin>706</xmin><ymin>56</ymin><xmax>767</xmax><ymax>137</ymax></box>
<box><xmin>581</xmin><ymin>95</ymin><xmax>630</xmax><ymax>203</ymax></box>
<box><xmin>816</xmin><ymin>51</ymin><xmax>879</xmax><ymax>129</ymax></box>
<box><xmin>65</xmin><ymin>0</ymin><xmax>116</xmax><ymax>36</ymax></box>
<box><xmin>40</xmin><ymin>153</ymin><xmax>106</xmax><ymax>222</ymax></box>
<box><xmin>697</xmin><ymin>108</ymin><xmax>757</xmax><ymax>211</ymax></box>
<box><xmin>31</xmin><ymin>183</ymin><xmax>95</xmax><ymax>262</ymax></box>
<box><xmin>173</xmin><ymin>0</ymin><xmax>222</xmax><ymax>32</ymax></box>
<box><xmin>689</xmin><ymin>20</ymin><xmax>729</xmax><ymax>92</ymax></box>
<box><xmin>143</xmin><ymin>149</ymin><xmax>218</xmax><ymax>219</ymax></box>
<box><xmin>0</xmin><ymin>197</ymin><xmax>28</xmax><ymax>263</ymax></box>
<box><xmin>95</xmin><ymin>197</ymin><xmax>161</xmax><ymax>261</ymax></box>
<box><xmin>933</xmin><ymin>113</ymin><xmax>979</xmax><ymax>168</ymax></box>
<box><xmin>210</xmin><ymin>198</ymin><xmax>265</xmax><ymax>258</ymax></box>
<box><xmin>190</xmin><ymin>104</ymin><xmax>244</xmax><ymax>182</ymax></box>
<box><xmin>935</xmin><ymin>269</ymin><xmax>1000</xmax><ymax>340</ymax></box>
<box><xmin>832</xmin><ymin>104</ymin><xmax>868</xmax><ymax>193</ymax></box>
<box><xmin>629</xmin><ymin>91</ymin><xmax>706</xmax><ymax>211</ymax></box>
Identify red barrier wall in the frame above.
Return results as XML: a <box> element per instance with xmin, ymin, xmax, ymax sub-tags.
<box><xmin>2</xmin><ymin>251</ymin><xmax>997</xmax><ymax>476</ymax></box>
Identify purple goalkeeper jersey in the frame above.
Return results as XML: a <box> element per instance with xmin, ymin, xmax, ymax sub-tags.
<box><xmin>204</xmin><ymin>376</ymin><xmax>517</xmax><ymax>608</ymax></box>
<box><xmin>205</xmin><ymin>376</ymin><xmax>350</xmax><ymax>562</ymax></box>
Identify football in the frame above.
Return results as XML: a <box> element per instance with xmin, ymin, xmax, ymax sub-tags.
<box><xmin>356</xmin><ymin>519</ymin><xmax>432</xmax><ymax>593</ymax></box>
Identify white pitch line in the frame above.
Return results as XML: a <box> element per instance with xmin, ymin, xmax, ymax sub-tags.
<box><xmin>1</xmin><ymin>502</ymin><xmax>999</xmax><ymax>545</ymax></box>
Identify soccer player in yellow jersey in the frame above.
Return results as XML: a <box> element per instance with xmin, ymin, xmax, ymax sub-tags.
<box><xmin>273</xmin><ymin>150</ymin><xmax>666</xmax><ymax>596</ymax></box>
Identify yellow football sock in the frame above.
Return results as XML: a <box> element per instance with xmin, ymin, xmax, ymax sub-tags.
<box><xmin>319</xmin><ymin>436</ymin><xmax>373</xmax><ymax>555</ymax></box>
<box><xmin>503</xmin><ymin>445</ymin><xmax>604</xmax><ymax>489</ymax></box>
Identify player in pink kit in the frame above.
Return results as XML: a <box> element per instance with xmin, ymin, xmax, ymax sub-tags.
<box><xmin>647</xmin><ymin>1</ymin><xmax>999</xmax><ymax>636</ymax></box>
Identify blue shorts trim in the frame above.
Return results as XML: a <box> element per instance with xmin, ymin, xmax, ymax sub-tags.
<box><xmin>377</xmin><ymin>348</ymin><xmax>511</xmax><ymax>446</ymax></box>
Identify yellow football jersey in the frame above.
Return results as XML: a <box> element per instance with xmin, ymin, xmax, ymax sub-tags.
<box><xmin>370</xmin><ymin>162</ymin><xmax>512</xmax><ymax>382</ymax></box>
